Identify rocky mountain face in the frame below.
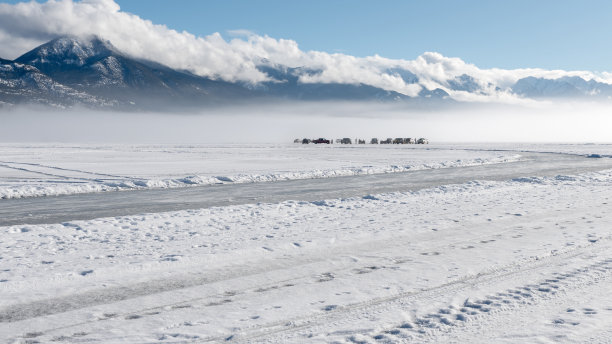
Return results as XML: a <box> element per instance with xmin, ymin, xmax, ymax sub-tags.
<box><xmin>0</xmin><ymin>56</ymin><xmax>110</xmax><ymax>108</ymax></box>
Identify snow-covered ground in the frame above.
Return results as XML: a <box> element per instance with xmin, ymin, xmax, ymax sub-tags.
<box><xmin>1</xmin><ymin>143</ymin><xmax>612</xmax><ymax>343</ymax></box>
<box><xmin>449</xmin><ymin>142</ymin><xmax>612</xmax><ymax>158</ymax></box>
<box><xmin>2</xmin><ymin>142</ymin><xmax>611</xmax><ymax>200</ymax></box>
<box><xmin>0</xmin><ymin>143</ymin><xmax>523</xmax><ymax>199</ymax></box>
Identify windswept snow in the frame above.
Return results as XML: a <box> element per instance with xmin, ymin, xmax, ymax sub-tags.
<box><xmin>1</xmin><ymin>143</ymin><xmax>611</xmax><ymax>343</ymax></box>
<box><xmin>0</xmin><ymin>143</ymin><xmax>523</xmax><ymax>199</ymax></box>
<box><xmin>3</xmin><ymin>142</ymin><xmax>611</xmax><ymax>200</ymax></box>
<box><xmin>450</xmin><ymin>142</ymin><xmax>612</xmax><ymax>158</ymax></box>
<box><xmin>1</xmin><ymin>165</ymin><xmax>612</xmax><ymax>342</ymax></box>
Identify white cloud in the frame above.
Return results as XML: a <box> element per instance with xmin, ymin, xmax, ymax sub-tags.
<box><xmin>1</xmin><ymin>0</ymin><xmax>612</xmax><ymax>104</ymax></box>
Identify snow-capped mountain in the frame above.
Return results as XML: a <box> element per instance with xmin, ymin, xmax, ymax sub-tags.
<box><xmin>0</xmin><ymin>56</ymin><xmax>112</xmax><ymax>108</ymax></box>
<box><xmin>3</xmin><ymin>36</ymin><xmax>439</xmax><ymax>109</ymax></box>
<box><xmin>512</xmin><ymin>76</ymin><xmax>612</xmax><ymax>98</ymax></box>
<box><xmin>1</xmin><ymin>35</ymin><xmax>612</xmax><ymax>110</ymax></box>
<box><xmin>8</xmin><ymin>36</ymin><xmax>262</xmax><ymax>109</ymax></box>
<box><xmin>253</xmin><ymin>64</ymin><xmax>413</xmax><ymax>101</ymax></box>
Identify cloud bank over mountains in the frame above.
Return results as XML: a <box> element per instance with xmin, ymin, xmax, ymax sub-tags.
<box><xmin>1</xmin><ymin>0</ymin><xmax>612</xmax><ymax>105</ymax></box>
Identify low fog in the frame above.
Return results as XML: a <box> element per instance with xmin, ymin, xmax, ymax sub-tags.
<box><xmin>0</xmin><ymin>101</ymin><xmax>610</xmax><ymax>144</ymax></box>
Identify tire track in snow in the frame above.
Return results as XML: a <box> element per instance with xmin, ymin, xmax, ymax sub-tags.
<box><xmin>0</xmin><ymin>211</ymin><xmax>564</xmax><ymax>324</ymax></box>
<box><xmin>0</xmin><ymin>162</ymin><xmax>75</xmax><ymax>180</ymax></box>
<box><xmin>1</xmin><ymin>226</ymin><xmax>609</xmax><ymax>342</ymax></box>
<box><xmin>198</xmin><ymin>241</ymin><xmax>612</xmax><ymax>343</ymax></box>
<box><xmin>356</xmin><ymin>258</ymin><xmax>612</xmax><ymax>343</ymax></box>
<box><xmin>0</xmin><ymin>160</ymin><xmax>132</xmax><ymax>182</ymax></box>
<box><xmin>0</xmin><ymin>161</ymin><xmax>128</xmax><ymax>179</ymax></box>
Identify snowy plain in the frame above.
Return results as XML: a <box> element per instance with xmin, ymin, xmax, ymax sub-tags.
<box><xmin>1</xmin><ymin>143</ymin><xmax>612</xmax><ymax>343</ymax></box>
<box><xmin>0</xmin><ymin>143</ymin><xmax>523</xmax><ymax>199</ymax></box>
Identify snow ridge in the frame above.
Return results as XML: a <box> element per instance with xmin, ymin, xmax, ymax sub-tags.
<box><xmin>0</xmin><ymin>154</ymin><xmax>522</xmax><ymax>199</ymax></box>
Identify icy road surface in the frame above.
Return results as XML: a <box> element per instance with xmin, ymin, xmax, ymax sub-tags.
<box><xmin>2</xmin><ymin>152</ymin><xmax>612</xmax><ymax>226</ymax></box>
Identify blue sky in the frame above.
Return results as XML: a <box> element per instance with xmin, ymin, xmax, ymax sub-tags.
<box><xmin>112</xmin><ymin>0</ymin><xmax>610</xmax><ymax>71</ymax></box>
<box><xmin>1</xmin><ymin>0</ymin><xmax>611</xmax><ymax>72</ymax></box>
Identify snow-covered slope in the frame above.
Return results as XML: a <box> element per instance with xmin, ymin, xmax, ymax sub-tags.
<box><xmin>512</xmin><ymin>76</ymin><xmax>612</xmax><ymax>98</ymax></box>
<box><xmin>10</xmin><ymin>36</ymin><xmax>260</xmax><ymax>109</ymax></box>
<box><xmin>2</xmin><ymin>36</ymin><xmax>424</xmax><ymax>109</ymax></box>
<box><xmin>2</xmin><ymin>35</ymin><xmax>612</xmax><ymax>109</ymax></box>
<box><xmin>0</xmin><ymin>59</ymin><xmax>113</xmax><ymax>108</ymax></box>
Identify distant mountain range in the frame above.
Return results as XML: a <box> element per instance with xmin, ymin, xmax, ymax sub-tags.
<box><xmin>1</xmin><ymin>36</ymin><xmax>611</xmax><ymax>110</ymax></box>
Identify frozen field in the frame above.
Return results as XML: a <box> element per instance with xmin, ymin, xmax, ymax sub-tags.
<box><xmin>0</xmin><ymin>143</ymin><xmax>521</xmax><ymax>199</ymax></box>
<box><xmin>1</xmin><ymin>143</ymin><xmax>612</xmax><ymax>343</ymax></box>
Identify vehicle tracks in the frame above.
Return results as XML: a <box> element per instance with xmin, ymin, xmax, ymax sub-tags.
<box><xmin>199</xmin><ymin>240</ymin><xmax>612</xmax><ymax>343</ymax></box>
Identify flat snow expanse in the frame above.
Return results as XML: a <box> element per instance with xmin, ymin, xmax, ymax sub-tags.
<box><xmin>1</xmin><ymin>143</ymin><xmax>611</xmax><ymax>343</ymax></box>
<box><xmin>0</xmin><ymin>143</ymin><xmax>522</xmax><ymax>199</ymax></box>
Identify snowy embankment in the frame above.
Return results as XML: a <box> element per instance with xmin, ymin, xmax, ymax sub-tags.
<box><xmin>0</xmin><ymin>144</ymin><xmax>522</xmax><ymax>199</ymax></box>
<box><xmin>1</xmin><ymin>167</ymin><xmax>612</xmax><ymax>343</ymax></box>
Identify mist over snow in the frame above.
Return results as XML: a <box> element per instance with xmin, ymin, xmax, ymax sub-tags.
<box><xmin>2</xmin><ymin>0</ymin><xmax>612</xmax><ymax>105</ymax></box>
<box><xmin>0</xmin><ymin>101</ymin><xmax>611</xmax><ymax>143</ymax></box>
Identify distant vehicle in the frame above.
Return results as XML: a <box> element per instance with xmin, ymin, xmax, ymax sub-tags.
<box><xmin>417</xmin><ymin>138</ymin><xmax>429</xmax><ymax>144</ymax></box>
<box><xmin>370</xmin><ymin>138</ymin><xmax>378</xmax><ymax>144</ymax></box>
<box><xmin>341</xmin><ymin>138</ymin><xmax>352</xmax><ymax>144</ymax></box>
<box><xmin>313</xmin><ymin>138</ymin><xmax>331</xmax><ymax>144</ymax></box>
<box><xmin>294</xmin><ymin>138</ymin><xmax>300</xmax><ymax>143</ymax></box>
<box><xmin>302</xmin><ymin>138</ymin><xmax>311</xmax><ymax>144</ymax></box>
<box><xmin>393</xmin><ymin>138</ymin><xmax>404</xmax><ymax>144</ymax></box>
<box><xmin>358</xmin><ymin>139</ymin><xmax>366</xmax><ymax>144</ymax></box>
<box><xmin>403</xmin><ymin>138</ymin><xmax>414</xmax><ymax>144</ymax></box>
<box><xmin>380</xmin><ymin>138</ymin><xmax>392</xmax><ymax>144</ymax></box>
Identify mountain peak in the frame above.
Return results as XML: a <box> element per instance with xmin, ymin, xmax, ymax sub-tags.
<box><xmin>15</xmin><ymin>35</ymin><xmax>118</xmax><ymax>68</ymax></box>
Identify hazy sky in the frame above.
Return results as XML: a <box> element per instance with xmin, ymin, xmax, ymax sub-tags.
<box><xmin>3</xmin><ymin>0</ymin><xmax>609</xmax><ymax>71</ymax></box>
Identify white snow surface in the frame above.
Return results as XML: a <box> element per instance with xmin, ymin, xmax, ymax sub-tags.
<box><xmin>0</xmin><ymin>144</ymin><xmax>612</xmax><ymax>343</ymax></box>
<box><xmin>1</xmin><ymin>175</ymin><xmax>612</xmax><ymax>343</ymax></box>
<box><xmin>1</xmin><ymin>143</ymin><xmax>612</xmax><ymax>342</ymax></box>
<box><xmin>0</xmin><ymin>143</ymin><xmax>525</xmax><ymax>199</ymax></box>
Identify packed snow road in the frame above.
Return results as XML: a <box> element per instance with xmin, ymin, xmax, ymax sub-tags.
<box><xmin>1</xmin><ymin>151</ymin><xmax>611</xmax><ymax>226</ymax></box>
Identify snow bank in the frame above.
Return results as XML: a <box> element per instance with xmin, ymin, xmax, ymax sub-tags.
<box><xmin>3</xmin><ymin>141</ymin><xmax>612</xmax><ymax>200</ymax></box>
<box><xmin>0</xmin><ymin>150</ymin><xmax>521</xmax><ymax>199</ymax></box>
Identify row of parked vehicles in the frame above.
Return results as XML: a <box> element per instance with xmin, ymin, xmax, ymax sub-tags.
<box><xmin>295</xmin><ymin>137</ymin><xmax>429</xmax><ymax>144</ymax></box>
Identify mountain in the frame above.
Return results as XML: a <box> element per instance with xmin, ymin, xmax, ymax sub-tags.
<box><xmin>0</xmin><ymin>36</ymin><xmax>459</xmax><ymax>110</ymax></box>
<box><xmin>254</xmin><ymin>65</ymin><xmax>411</xmax><ymax>101</ymax></box>
<box><xmin>512</xmin><ymin>76</ymin><xmax>612</xmax><ymax>98</ymax></box>
<box><xmin>1</xmin><ymin>36</ymin><xmax>436</xmax><ymax>110</ymax></box>
<box><xmin>0</xmin><ymin>57</ymin><xmax>112</xmax><ymax>108</ymax></box>
<box><xmin>2</xmin><ymin>35</ymin><xmax>612</xmax><ymax>110</ymax></box>
<box><xmin>12</xmin><ymin>36</ymin><xmax>261</xmax><ymax>109</ymax></box>
<box><xmin>447</xmin><ymin>74</ymin><xmax>482</xmax><ymax>93</ymax></box>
